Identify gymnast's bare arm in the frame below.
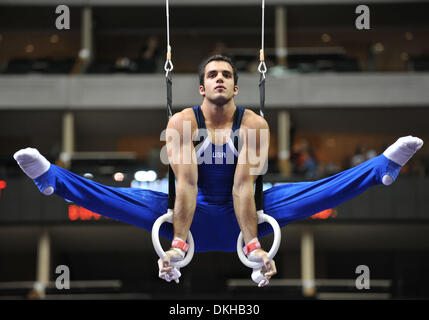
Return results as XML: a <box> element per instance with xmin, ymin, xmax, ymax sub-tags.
<box><xmin>160</xmin><ymin>109</ymin><xmax>198</xmax><ymax>271</ymax></box>
<box><xmin>233</xmin><ymin>109</ymin><xmax>277</xmax><ymax>280</ymax></box>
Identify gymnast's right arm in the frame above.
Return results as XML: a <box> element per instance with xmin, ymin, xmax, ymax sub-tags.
<box><xmin>159</xmin><ymin>110</ymin><xmax>198</xmax><ymax>273</ymax></box>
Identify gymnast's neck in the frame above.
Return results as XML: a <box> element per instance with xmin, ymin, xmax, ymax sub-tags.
<box><xmin>200</xmin><ymin>100</ymin><xmax>237</xmax><ymax>128</ymax></box>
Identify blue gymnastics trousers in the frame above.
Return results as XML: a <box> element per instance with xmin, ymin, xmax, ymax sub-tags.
<box><xmin>32</xmin><ymin>154</ymin><xmax>401</xmax><ymax>252</ymax></box>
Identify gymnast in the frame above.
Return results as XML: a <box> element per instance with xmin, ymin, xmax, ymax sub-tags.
<box><xmin>14</xmin><ymin>55</ymin><xmax>423</xmax><ymax>286</ymax></box>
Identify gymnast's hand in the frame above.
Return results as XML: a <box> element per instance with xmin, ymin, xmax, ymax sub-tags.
<box><xmin>248</xmin><ymin>248</ymin><xmax>277</xmax><ymax>282</ymax></box>
<box><xmin>158</xmin><ymin>248</ymin><xmax>184</xmax><ymax>283</ymax></box>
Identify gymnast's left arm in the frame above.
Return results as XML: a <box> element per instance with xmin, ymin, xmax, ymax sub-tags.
<box><xmin>232</xmin><ymin>113</ymin><xmax>276</xmax><ymax>280</ymax></box>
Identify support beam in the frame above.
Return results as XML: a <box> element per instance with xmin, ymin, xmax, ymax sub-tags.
<box><xmin>31</xmin><ymin>228</ymin><xmax>51</xmax><ymax>299</ymax></box>
<box><xmin>72</xmin><ymin>7</ymin><xmax>94</xmax><ymax>74</ymax></box>
<box><xmin>301</xmin><ymin>228</ymin><xmax>316</xmax><ymax>297</ymax></box>
<box><xmin>61</xmin><ymin>111</ymin><xmax>75</xmax><ymax>169</ymax></box>
<box><xmin>275</xmin><ymin>6</ymin><xmax>288</xmax><ymax>67</ymax></box>
<box><xmin>277</xmin><ymin>111</ymin><xmax>291</xmax><ymax>177</ymax></box>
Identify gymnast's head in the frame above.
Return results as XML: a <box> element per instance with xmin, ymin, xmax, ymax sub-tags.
<box><xmin>198</xmin><ymin>55</ymin><xmax>239</xmax><ymax>104</ymax></box>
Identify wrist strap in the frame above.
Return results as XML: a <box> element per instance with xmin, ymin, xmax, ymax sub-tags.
<box><xmin>171</xmin><ymin>238</ymin><xmax>189</xmax><ymax>253</ymax></box>
<box><xmin>243</xmin><ymin>239</ymin><xmax>261</xmax><ymax>256</ymax></box>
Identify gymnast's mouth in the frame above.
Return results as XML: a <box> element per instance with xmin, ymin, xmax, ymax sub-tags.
<box><xmin>215</xmin><ymin>86</ymin><xmax>226</xmax><ymax>90</ymax></box>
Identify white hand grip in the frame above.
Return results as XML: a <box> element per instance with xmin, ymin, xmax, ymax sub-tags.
<box><xmin>152</xmin><ymin>209</ymin><xmax>195</xmax><ymax>268</ymax></box>
<box><xmin>236</xmin><ymin>210</ymin><xmax>281</xmax><ymax>269</ymax></box>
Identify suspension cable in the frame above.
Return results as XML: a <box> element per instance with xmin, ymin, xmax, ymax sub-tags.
<box><xmin>164</xmin><ymin>0</ymin><xmax>175</xmax><ymax>209</ymax></box>
<box><xmin>257</xmin><ymin>0</ymin><xmax>267</xmax><ymax>79</ymax></box>
<box><xmin>255</xmin><ymin>0</ymin><xmax>266</xmax><ymax>212</ymax></box>
<box><xmin>164</xmin><ymin>0</ymin><xmax>174</xmax><ymax>80</ymax></box>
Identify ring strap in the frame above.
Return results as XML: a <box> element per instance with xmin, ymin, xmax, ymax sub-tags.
<box><xmin>243</xmin><ymin>239</ymin><xmax>261</xmax><ymax>256</ymax></box>
<box><xmin>171</xmin><ymin>239</ymin><xmax>189</xmax><ymax>253</ymax></box>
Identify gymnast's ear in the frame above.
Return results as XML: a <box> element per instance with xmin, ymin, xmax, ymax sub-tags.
<box><xmin>199</xmin><ymin>85</ymin><xmax>205</xmax><ymax>96</ymax></box>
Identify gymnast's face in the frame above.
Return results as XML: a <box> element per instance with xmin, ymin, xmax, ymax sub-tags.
<box><xmin>199</xmin><ymin>60</ymin><xmax>238</xmax><ymax>105</ymax></box>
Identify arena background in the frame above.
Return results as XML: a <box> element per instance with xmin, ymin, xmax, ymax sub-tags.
<box><xmin>0</xmin><ymin>0</ymin><xmax>428</xmax><ymax>300</ymax></box>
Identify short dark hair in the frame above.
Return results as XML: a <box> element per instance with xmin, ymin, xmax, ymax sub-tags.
<box><xmin>199</xmin><ymin>55</ymin><xmax>239</xmax><ymax>86</ymax></box>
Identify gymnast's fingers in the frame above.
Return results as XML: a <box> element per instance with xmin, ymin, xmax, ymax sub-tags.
<box><xmin>263</xmin><ymin>259</ymin><xmax>277</xmax><ymax>279</ymax></box>
<box><xmin>158</xmin><ymin>258</ymin><xmax>173</xmax><ymax>274</ymax></box>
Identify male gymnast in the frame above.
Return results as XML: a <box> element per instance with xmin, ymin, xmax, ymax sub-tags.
<box><xmin>14</xmin><ymin>55</ymin><xmax>423</xmax><ymax>286</ymax></box>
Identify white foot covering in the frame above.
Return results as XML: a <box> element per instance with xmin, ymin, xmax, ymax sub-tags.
<box><xmin>13</xmin><ymin>148</ymin><xmax>54</xmax><ymax>195</ymax></box>
<box><xmin>382</xmin><ymin>136</ymin><xmax>424</xmax><ymax>185</ymax></box>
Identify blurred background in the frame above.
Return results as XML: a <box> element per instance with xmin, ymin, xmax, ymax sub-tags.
<box><xmin>0</xmin><ymin>0</ymin><xmax>429</xmax><ymax>300</ymax></box>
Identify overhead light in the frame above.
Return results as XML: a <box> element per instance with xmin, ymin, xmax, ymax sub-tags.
<box><xmin>374</xmin><ymin>42</ymin><xmax>384</xmax><ymax>53</ymax></box>
<box><xmin>321</xmin><ymin>33</ymin><xmax>331</xmax><ymax>43</ymax></box>
<box><xmin>79</xmin><ymin>48</ymin><xmax>90</xmax><ymax>60</ymax></box>
<box><xmin>25</xmin><ymin>44</ymin><xmax>35</xmax><ymax>53</ymax></box>
<box><xmin>135</xmin><ymin>171</ymin><xmax>147</xmax><ymax>182</ymax></box>
<box><xmin>134</xmin><ymin>170</ymin><xmax>157</xmax><ymax>182</ymax></box>
<box><xmin>146</xmin><ymin>170</ymin><xmax>157</xmax><ymax>182</ymax></box>
<box><xmin>50</xmin><ymin>34</ymin><xmax>60</xmax><ymax>44</ymax></box>
<box><xmin>113</xmin><ymin>172</ymin><xmax>125</xmax><ymax>182</ymax></box>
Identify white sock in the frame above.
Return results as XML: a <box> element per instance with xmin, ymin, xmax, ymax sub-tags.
<box><xmin>383</xmin><ymin>136</ymin><xmax>423</xmax><ymax>166</ymax></box>
<box><xmin>382</xmin><ymin>136</ymin><xmax>424</xmax><ymax>185</ymax></box>
<box><xmin>13</xmin><ymin>148</ymin><xmax>53</xmax><ymax>195</ymax></box>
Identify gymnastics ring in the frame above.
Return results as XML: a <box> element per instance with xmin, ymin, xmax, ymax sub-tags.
<box><xmin>236</xmin><ymin>210</ymin><xmax>281</xmax><ymax>269</ymax></box>
<box><xmin>151</xmin><ymin>209</ymin><xmax>195</xmax><ymax>268</ymax></box>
